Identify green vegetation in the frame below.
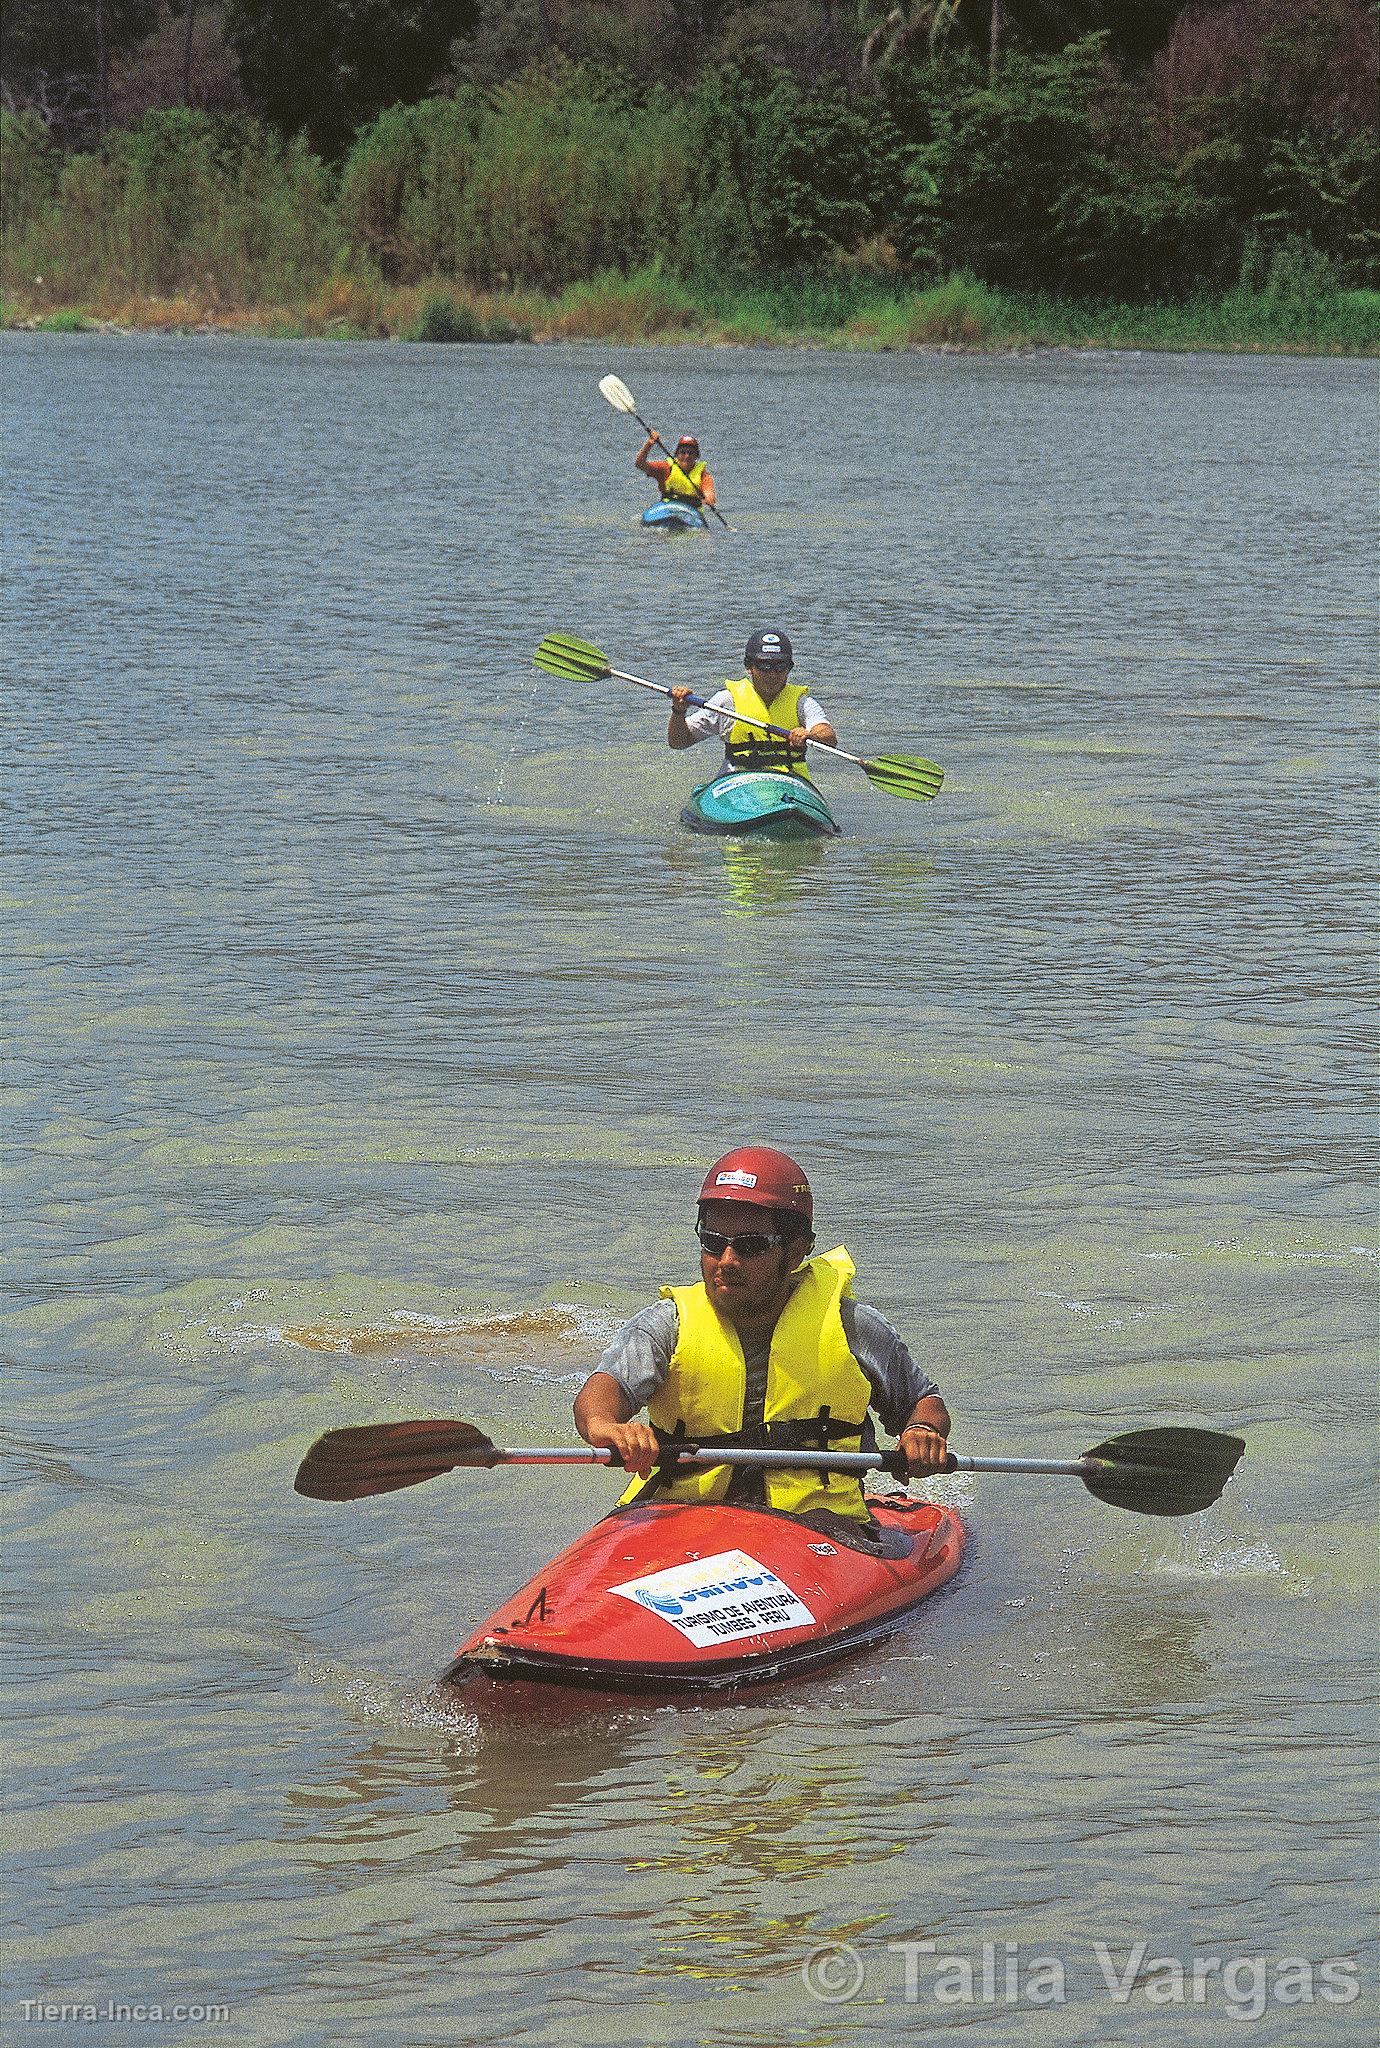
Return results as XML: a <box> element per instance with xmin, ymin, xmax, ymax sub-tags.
<box><xmin>409</xmin><ymin>290</ymin><xmax>526</xmax><ymax>343</ymax></box>
<box><xmin>10</xmin><ymin>255</ymin><xmax>1368</xmax><ymax>354</ymax></box>
<box><xmin>3</xmin><ymin>3</ymin><xmax>1376</xmax><ymax>353</ymax></box>
<box><xmin>34</xmin><ymin>306</ymin><xmax>96</xmax><ymax>330</ymax></box>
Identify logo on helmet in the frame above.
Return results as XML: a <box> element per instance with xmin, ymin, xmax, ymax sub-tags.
<box><xmin>715</xmin><ymin>1169</ymin><xmax>758</xmax><ymax>1188</ymax></box>
<box><xmin>743</xmin><ymin>628</ymin><xmax>795</xmax><ymax>668</ymax></box>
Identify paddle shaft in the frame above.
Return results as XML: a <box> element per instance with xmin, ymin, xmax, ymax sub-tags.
<box><xmin>473</xmin><ymin>1444</ymin><xmax>1093</xmax><ymax>1478</ymax></box>
<box><xmin>294</xmin><ymin>1416</ymin><xmax>1242</xmax><ymax>1513</ymax></box>
<box><xmin>609</xmin><ymin>663</ymin><xmax>862</xmax><ymax>773</ymax></box>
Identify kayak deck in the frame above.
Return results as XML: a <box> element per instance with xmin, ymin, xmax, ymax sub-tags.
<box><xmin>443</xmin><ymin>1495</ymin><xmax>964</xmax><ymax>1697</ymax></box>
<box><xmin>682</xmin><ymin>768</ymin><xmax>841</xmax><ymax>840</ymax></box>
<box><xmin>642</xmin><ymin>501</ymin><xmax>707</xmax><ymax>531</ymax></box>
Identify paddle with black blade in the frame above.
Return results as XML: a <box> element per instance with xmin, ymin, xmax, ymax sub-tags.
<box><xmin>599</xmin><ymin>372</ymin><xmax>734</xmax><ymax>532</ymax></box>
<box><xmin>294</xmin><ymin>1420</ymin><xmax>1244</xmax><ymax>1518</ymax></box>
<box><xmin>533</xmin><ymin>632</ymin><xmax>944</xmax><ymax>803</ymax></box>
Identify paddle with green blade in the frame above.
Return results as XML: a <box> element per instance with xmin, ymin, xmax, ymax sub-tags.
<box><xmin>599</xmin><ymin>372</ymin><xmax>734</xmax><ymax>531</ymax></box>
<box><xmin>534</xmin><ymin>632</ymin><xmax>944</xmax><ymax>803</ymax></box>
<box><xmin>294</xmin><ymin>1419</ymin><xmax>1245</xmax><ymax>1518</ymax></box>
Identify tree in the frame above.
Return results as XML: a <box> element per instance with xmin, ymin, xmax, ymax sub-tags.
<box><xmin>860</xmin><ymin>1</ymin><xmax>1184</xmax><ymax>81</ymax></box>
<box><xmin>223</xmin><ymin>0</ymin><xmax>479</xmax><ymax>156</ymax></box>
<box><xmin>2</xmin><ymin>0</ymin><xmax>158</xmax><ymax>140</ymax></box>
<box><xmin>106</xmin><ymin>4</ymin><xmax>246</xmax><ymax>124</ymax></box>
<box><xmin>903</xmin><ymin>32</ymin><xmax>1213</xmax><ymax>293</ymax></box>
<box><xmin>1149</xmin><ymin>0</ymin><xmax>1379</xmax><ymax>281</ymax></box>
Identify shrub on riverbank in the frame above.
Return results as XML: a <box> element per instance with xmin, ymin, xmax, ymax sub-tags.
<box><xmin>3</xmin><ymin>107</ymin><xmax>334</xmax><ymax>305</ymax></box>
<box><xmin>335</xmin><ymin>69</ymin><xmax>693</xmax><ymax>291</ymax></box>
<box><xmin>11</xmin><ymin>266</ymin><xmax>1372</xmax><ymax>356</ymax></box>
<box><xmin>409</xmin><ymin>289</ymin><xmax>529</xmax><ymax>342</ymax></box>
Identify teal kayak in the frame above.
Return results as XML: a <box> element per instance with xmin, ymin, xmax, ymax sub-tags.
<box><xmin>642</xmin><ymin>501</ymin><xmax>707</xmax><ymax>532</ymax></box>
<box><xmin>681</xmin><ymin>770</ymin><xmax>841</xmax><ymax>840</ymax></box>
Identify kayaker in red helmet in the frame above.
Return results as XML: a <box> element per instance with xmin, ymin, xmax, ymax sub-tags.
<box><xmin>635</xmin><ymin>429</ymin><xmax>717</xmax><ymax>512</ymax></box>
<box><xmin>667</xmin><ymin>629</ymin><xmax>839</xmax><ymax>780</ymax></box>
<box><xmin>574</xmin><ymin>1147</ymin><xmax>951</xmax><ymax>1531</ymax></box>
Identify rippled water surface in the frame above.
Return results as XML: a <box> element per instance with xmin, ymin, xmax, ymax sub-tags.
<box><xmin>4</xmin><ymin>334</ymin><xmax>1377</xmax><ymax>2045</ymax></box>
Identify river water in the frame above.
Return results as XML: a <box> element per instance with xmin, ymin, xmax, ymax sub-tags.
<box><xmin>4</xmin><ymin>334</ymin><xmax>1376</xmax><ymax>2046</ymax></box>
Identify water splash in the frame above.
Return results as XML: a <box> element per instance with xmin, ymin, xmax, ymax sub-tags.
<box><xmin>1141</xmin><ymin>1527</ymin><xmax>1293</xmax><ymax>1586</ymax></box>
<box><xmin>489</xmin><ymin>663</ymin><xmax>542</xmax><ymax>805</ymax></box>
<box><xmin>298</xmin><ymin>1658</ymin><xmax>481</xmax><ymax>1740</ymax></box>
<box><xmin>1137</xmin><ymin>1242</ymin><xmax>1377</xmax><ymax>1267</ymax></box>
<box><xmin>1033</xmin><ymin>1289</ymin><xmax>1171</xmax><ymax>1332</ymax></box>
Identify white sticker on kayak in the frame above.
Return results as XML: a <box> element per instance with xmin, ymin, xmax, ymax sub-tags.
<box><xmin>611</xmin><ymin>1548</ymin><xmax>815</xmax><ymax>1645</ymax></box>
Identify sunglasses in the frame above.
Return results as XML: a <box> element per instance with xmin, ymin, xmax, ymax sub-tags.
<box><xmin>696</xmin><ymin>1225</ymin><xmax>785</xmax><ymax>1259</ymax></box>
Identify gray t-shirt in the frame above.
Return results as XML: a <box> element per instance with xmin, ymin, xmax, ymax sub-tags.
<box><xmin>596</xmin><ymin>1296</ymin><xmax>939</xmax><ymax>1438</ymax></box>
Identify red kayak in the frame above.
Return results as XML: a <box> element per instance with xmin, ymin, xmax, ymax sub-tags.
<box><xmin>442</xmin><ymin>1495</ymin><xmax>964</xmax><ymax>1697</ymax></box>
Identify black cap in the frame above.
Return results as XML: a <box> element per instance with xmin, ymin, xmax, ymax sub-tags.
<box><xmin>744</xmin><ymin>629</ymin><xmax>793</xmax><ymax>667</ymax></box>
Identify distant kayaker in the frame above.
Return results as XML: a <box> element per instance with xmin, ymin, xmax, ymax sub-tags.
<box><xmin>573</xmin><ymin>1147</ymin><xmax>951</xmax><ymax>1531</ymax></box>
<box><xmin>636</xmin><ymin>430</ymin><xmax>716</xmax><ymax>511</ymax></box>
<box><xmin>667</xmin><ymin>628</ymin><xmax>838</xmax><ymax>779</ymax></box>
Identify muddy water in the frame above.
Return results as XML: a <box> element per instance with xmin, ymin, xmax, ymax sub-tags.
<box><xmin>4</xmin><ymin>333</ymin><xmax>1376</xmax><ymax>2044</ymax></box>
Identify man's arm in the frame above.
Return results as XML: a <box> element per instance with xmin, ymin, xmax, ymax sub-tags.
<box><xmin>895</xmin><ymin>1393</ymin><xmax>951</xmax><ymax>1477</ymax></box>
<box><xmin>668</xmin><ymin>684</ymin><xmax>700</xmax><ymax>749</ymax></box>
<box><xmin>788</xmin><ymin>692</ymin><xmax>837</xmax><ymax>757</ymax></box>
<box><xmin>574</xmin><ymin>1371</ymin><xmax>662</xmax><ymax>1476</ymax></box>
<box><xmin>668</xmin><ymin>683</ymin><xmax>727</xmax><ymax>750</ymax></box>
<box><xmin>842</xmin><ymin>1300</ymin><xmax>949</xmax><ymax>1477</ymax></box>
<box><xmin>635</xmin><ymin>433</ymin><xmax>664</xmax><ymax>479</ymax></box>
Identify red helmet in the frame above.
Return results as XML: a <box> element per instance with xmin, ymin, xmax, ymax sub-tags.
<box><xmin>675</xmin><ymin>434</ymin><xmax>701</xmax><ymax>455</ymax></box>
<box><xmin>697</xmin><ymin>1146</ymin><xmax>813</xmax><ymax>1221</ymax></box>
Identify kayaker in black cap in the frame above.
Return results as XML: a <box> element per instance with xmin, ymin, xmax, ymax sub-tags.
<box><xmin>667</xmin><ymin>629</ymin><xmax>839</xmax><ymax>780</ymax></box>
<box><xmin>574</xmin><ymin>1147</ymin><xmax>950</xmax><ymax>1527</ymax></box>
<box><xmin>635</xmin><ymin>429</ymin><xmax>717</xmax><ymax>512</ymax></box>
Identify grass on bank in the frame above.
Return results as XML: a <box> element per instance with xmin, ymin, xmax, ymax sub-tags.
<box><xmin>5</xmin><ymin>266</ymin><xmax>1377</xmax><ymax>354</ymax></box>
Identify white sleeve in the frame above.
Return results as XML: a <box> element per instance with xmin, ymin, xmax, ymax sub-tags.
<box><xmin>796</xmin><ymin>692</ymin><xmax>827</xmax><ymax>728</ymax></box>
<box><xmin>683</xmin><ymin>688</ymin><xmax>734</xmax><ymax>742</ymax></box>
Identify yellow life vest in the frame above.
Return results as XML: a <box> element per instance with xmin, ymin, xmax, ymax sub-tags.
<box><xmin>663</xmin><ymin>457</ymin><xmax>709</xmax><ymax>503</ymax></box>
<box><xmin>619</xmin><ymin>1246</ymin><xmax>873</xmax><ymax>1522</ymax></box>
<box><xmin>722</xmin><ymin>675</ymin><xmax>815</xmax><ymax>780</ymax></box>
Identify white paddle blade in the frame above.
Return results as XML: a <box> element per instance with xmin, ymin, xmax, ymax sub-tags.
<box><xmin>599</xmin><ymin>373</ymin><xmax>637</xmax><ymax>414</ymax></box>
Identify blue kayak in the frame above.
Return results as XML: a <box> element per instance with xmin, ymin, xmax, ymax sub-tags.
<box><xmin>642</xmin><ymin>501</ymin><xmax>707</xmax><ymax>532</ymax></box>
<box><xmin>682</xmin><ymin>770</ymin><xmax>841</xmax><ymax>840</ymax></box>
